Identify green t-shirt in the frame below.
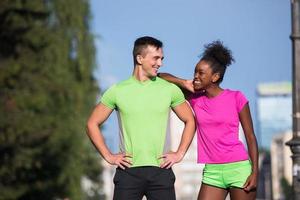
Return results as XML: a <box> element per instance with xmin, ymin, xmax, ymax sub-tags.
<box><xmin>101</xmin><ymin>76</ymin><xmax>185</xmax><ymax>167</ymax></box>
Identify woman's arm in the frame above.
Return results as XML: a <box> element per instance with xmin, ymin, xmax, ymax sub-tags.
<box><xmin>239</xmin><ymin>103</ymin><xmax>259</xmax><ymax>192</ymax></box>
<box><xmin>158</xmin><ymin>73</ymin><xmax>194</xmax><ymax>97</ymax></box>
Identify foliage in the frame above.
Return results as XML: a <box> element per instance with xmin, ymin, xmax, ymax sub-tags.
<box><xmin>0</xmin><ymin>0</ymin><xmax>102</xmax><ymax>199</ymax></box>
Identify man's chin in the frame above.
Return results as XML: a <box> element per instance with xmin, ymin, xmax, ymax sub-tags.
<box><xmin>151</xmin><ymin>73</ymin><xmax>158</xmax><ymax>78</ymax></box>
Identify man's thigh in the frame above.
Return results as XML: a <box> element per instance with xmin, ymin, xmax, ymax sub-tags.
<box><xmin>145</xmin><ymin>168</ymin><xmax>176</xmax><ymax>200</ymax></box>
<box><xmin>113</xmin><ymin>168</ymin><xmax>145</xmax><ymax>200</ymax></box>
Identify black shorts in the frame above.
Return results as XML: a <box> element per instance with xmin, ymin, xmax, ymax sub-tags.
<box><xmin>113</xmin><ymin>166</ymin><xmax>176</xmax><ymax>200</ymax></box>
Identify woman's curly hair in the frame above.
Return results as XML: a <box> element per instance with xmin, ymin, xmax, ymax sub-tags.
<box><xmin>200</xmin><ymin>40</ymin><xmax>235</xmax><ymax>83</ymax></box>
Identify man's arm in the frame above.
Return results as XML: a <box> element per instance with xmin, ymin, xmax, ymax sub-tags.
<box><xmin>159</xmin><ymin>101</ymin><xmax>195</xmax><ymax>168</ymax></box>
<box><xmin>86</xmin><ymin>103</ymin><xmax>132</xmax><ymax>169</ymax></box>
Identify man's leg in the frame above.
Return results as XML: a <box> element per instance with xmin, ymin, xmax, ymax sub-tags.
<box><xmin>113</xmin><ymin>168</ymin><xmax>145</xmax><ymax>200</ymax></box>
<box><xmin>145</xmin><ymin>167</ymin><xmax>176</xmax><ymax>200</ymax></box>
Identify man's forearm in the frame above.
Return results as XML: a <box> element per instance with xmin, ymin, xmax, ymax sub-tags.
<box><xmin>86</xmin><ymin>122</ymin><xmax>112</xmax><ymax>162</ymax></box>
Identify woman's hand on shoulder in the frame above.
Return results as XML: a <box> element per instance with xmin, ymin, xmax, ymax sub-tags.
<box><xmin>183</xmin><ymin>79</ymin><xmax>195</xmax><ymax>93</ymax></box>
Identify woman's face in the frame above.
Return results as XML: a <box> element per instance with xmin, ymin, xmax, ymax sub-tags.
<box><xmin>193</xmin><ymin>60</ymin><xmax>216</xmax><ymax>91</ymax></box>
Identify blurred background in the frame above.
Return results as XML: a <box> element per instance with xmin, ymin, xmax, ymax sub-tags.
<box><xmin>0</xmin><ymin>0</ymin><xmax>294</xmax><ymax>199</ymax></box>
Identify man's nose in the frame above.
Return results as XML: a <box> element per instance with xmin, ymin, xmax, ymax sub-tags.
<box><xmin>157</xmin><ymin>59</ymin><xmax>163</xmax><ymax>67</ymax></box>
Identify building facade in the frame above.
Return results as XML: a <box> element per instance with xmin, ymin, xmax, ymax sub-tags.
<box><xmin>271</xmin><ymin>131</ymin><xmax>293</xmax><ymax>200</ymax></box>
<box><xmin>256</xmin><ymin>82</ymin><xmax>292</xmax><ymax>149</ymax></box>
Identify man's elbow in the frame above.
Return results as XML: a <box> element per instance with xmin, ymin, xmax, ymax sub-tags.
<box><xmin>86</xmin><ymin>119</ymin><xmax>96</xmax><ymax>135</ymax></box>
<box><xmin>189</xmin><ymin>115</ymin><xmax>196</xmax><ymax>129</ymax></box>
<box><xmin>185</xmin><ymin>116</ymin><xmax>196</xmax><ymax>128</ymax></box>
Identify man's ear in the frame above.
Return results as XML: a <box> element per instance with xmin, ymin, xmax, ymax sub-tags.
<box><xmin>136</xmin><ymin>55</ymin><xmax>143</xmax><ymax>65</ymax></box>
<box><xmin>212</xmin><ymin>73</ymin><xmax>220</xmax><ymax>83</ymax></box>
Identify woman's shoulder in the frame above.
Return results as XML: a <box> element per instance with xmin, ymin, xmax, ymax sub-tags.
<box><xmin>224</xmin><ymin>89</ymin><xmax>248</xmax><ymax>104</ymax></box>
<box><xmin>224</xmin><ymin>89</ymin><xmax>245</xmax><ymax>96</ymax></box>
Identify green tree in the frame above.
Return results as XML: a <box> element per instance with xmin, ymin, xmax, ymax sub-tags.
<box><xmin>0</xmin><ymin>0</ymin><xmax>102</xmax><ymax>199</ymax></box>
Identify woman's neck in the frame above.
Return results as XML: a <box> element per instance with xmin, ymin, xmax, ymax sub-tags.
<box><xmin>204</xmin><ymin>85</ymin><xmax>223</xmax><ymax>98</ymax></box>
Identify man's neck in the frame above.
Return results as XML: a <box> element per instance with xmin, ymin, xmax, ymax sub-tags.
<box><xmin>132</xmin><ymin>65</ymin><xmax>151</xmax><ymax>82</ymax></box>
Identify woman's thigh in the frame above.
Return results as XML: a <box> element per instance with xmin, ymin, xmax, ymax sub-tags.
<box><xmin>198</xmin><ymin>183</ymin><xmax>228</xmax><ymax>200</ymax></box>
<box><xmin>229</xmin><ymin>187</ymin><xmax>256</xmax><ymax>200</ymax></box>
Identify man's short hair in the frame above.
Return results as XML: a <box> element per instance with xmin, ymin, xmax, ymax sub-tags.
<box><xmin>133</xmin><ymin>36</ymin><xmax>163</xmax><ymax>65</ymax></box>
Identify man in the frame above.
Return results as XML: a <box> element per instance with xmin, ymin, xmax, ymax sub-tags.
<box><xmin>86</xmin><ymin>36</ymin><xmax>195</xmax><ymax>200</ymax></box>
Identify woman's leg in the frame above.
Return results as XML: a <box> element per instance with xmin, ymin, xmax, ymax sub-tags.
<box><xmin>197</xmin><ymin>183</ymin><xmax>228</xmax><ymax>200</ymax></box>
<box><xmin>229</xmin><ymin>188</ymin><xmax>256</xmax><ymax>200</ymax></box>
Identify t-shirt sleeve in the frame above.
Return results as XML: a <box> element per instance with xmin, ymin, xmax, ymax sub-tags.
<box><xmin>236</xmin><ymin>91</ymin><xmax>248</xmax><ymax>112</ymax></box>
<box><xmin>170</xmin><ymin>84</ymin><xmax>186</xmax><ymax>107</ymax></box>
<box><xmin>101</xmin><ymin>85</ymin><xmax>117</xmax><ymax>109</ymax></box>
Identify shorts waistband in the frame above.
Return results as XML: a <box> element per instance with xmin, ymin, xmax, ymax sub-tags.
<box><xmin>205</xmin><ymin>160</ymin><xmax>250</xmax><ymax>169</ymax></box>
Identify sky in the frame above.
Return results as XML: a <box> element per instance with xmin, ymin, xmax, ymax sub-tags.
<box><xmin>90</xmin><ymin>0</ymin><xmax>292</xmax><ymax>151</ymax></box>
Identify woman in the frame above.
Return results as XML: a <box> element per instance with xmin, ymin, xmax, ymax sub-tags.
<box><xmin>159</xmin><ymin>41</ymin><xmax>258</xmax><ymax>200</ymax></box>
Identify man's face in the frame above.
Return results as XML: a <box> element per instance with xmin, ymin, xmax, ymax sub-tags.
<box><xmin>139</xmin><ymin>45</ymin><xmax>164</xmax><ymax>79</ymax></box>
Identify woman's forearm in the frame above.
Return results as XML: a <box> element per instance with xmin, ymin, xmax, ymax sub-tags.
<box><xmin>158</xmin><ymin>73</ymin><xmax>186</xmax><ymax>88</ymax></box>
